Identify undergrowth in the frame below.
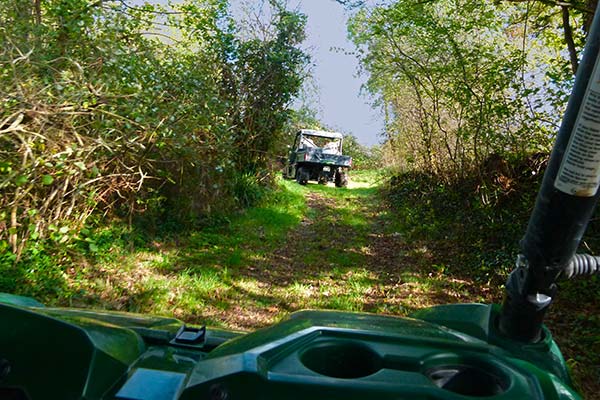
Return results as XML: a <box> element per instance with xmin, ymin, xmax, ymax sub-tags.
<box><xmin>10</xmin><ymin>179</ymin><xmax>295</xmax><ymax>306</ymax></box>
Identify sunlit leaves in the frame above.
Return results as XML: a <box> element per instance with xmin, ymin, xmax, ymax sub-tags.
<box><xmin>349</xmin><ymin>0</ymin><xmax>568</xmax><ymax>177</ymax></box>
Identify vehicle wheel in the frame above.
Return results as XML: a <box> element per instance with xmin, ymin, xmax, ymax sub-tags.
<box><xmin>296</xmin><ymin>167</ymin><xmax>309</xmax><ymax>185</ymax></box>
<box><xmin>334</xmin><ymin>170</ymin><xmax>348</xmax><ymax>188</ymax></box>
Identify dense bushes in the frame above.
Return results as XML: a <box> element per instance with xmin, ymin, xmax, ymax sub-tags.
<box><xmin>0</xmin><ymin>0</ymin><xmax>308</xmax><ymax>261</ymax></box>
<box><xmin>386</xmin><ymin>153</ymin><xmax>545</xmax><ymax>285</ymax></box>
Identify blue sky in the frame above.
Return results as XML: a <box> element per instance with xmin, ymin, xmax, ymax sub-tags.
<box><xmin>291</xmin><ymin>0</ymin><xmax>384</xmax><ymax>146</ymax></box>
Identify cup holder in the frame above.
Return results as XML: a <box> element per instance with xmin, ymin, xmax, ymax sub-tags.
<box><xmin>300</xmin><ymin>341</ymin><xmax>383</xmax><ymax>379</ymax></box>
<box><xmin>426</xmin><ymin>364</ymin><xmax>509</xmax><ymax>397</ymax></box>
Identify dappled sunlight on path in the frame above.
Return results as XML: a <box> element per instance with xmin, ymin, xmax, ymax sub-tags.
<box><xmin>70</xmin><ymin>171</ymin><xmax>498</xmax><ymax>332</ymax></box>
<box><xmin>173</xmin><ymin>170</ymin><xmax>497</xmax><ymax>330</ymax></box>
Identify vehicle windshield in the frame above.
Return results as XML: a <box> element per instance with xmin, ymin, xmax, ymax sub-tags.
<box><xmin>300</xmin><ymin>135</ymin><xmax>342</xmax><ymax>154</ymax></box>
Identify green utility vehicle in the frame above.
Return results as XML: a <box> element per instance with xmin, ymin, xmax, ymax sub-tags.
<box><xmin>284</xmin><ymin>129</ymin><xmax>352</xmax><ymax>187</ymax></box>
<box><xmin>5</xmin><ymin>6</ymin><xmax>600</xmax><ymax>400</ymax></box>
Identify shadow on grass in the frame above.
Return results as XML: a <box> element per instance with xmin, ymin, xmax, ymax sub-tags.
<box><xmin>12</xmin><ymin>168</ymin><xmax>599</xmax><ymax>398</ymax></box>
<box><xmin>53</xmin><ymin>174</ymin><xmax>515</xmax><ymax>332</ymax></box>
<box><xmin>113</xmin><ymin>176</ymin><xmax>495</xmax><ymax>330</ymax></box>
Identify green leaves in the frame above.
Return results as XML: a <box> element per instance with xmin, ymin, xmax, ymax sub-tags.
<box><xmin>42</xmin><ymin>175</ymin><xmax>54</xmax><ymax>185</ymax></box>
<box><xmin>0</xmin><ymin>162</ymin><xmax>12</xmax><ymax>174</ymax></box>
<box><xmin>220</xmin><ymin>1</ymin><xmax>308</xmax><ymax>174</ymax></box>
<box><xmin>349</xmin><ymin>0</ymin><xmax>567</xmax><ymax>177</ymax></box>
<box><xmin>1</xmin><ymin>0</ymin><xmax>309</xmax><ymax>259</ymax></box>
<box><xmin>15</xmin><ymin>176</ymin><xmax>28</xmax><ymax>187</ymax></box>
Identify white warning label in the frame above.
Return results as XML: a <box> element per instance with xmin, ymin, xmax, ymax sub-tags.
<box><xmin>555</xmin><ymin>58</ymin><xmax>600</xmax><ymax>197</ymax></box>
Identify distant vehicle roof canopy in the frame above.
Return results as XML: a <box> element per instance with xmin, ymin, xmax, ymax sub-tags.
<box><xmin>299</xmin><ymin>129</ymin><xmax>343</xmax><ymax>139</ymax></box>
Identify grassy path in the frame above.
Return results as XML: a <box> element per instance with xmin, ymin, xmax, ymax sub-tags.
<box><xmin>72</xmin><ymin>170</ymin><xmax>496</xmax><ymax>330</ymax></box>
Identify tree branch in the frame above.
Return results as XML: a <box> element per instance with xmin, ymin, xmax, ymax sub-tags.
<box><xmin>562</xmin><ymin>5</ymin><xmax>579</xmax><ymax>74</ymax></box>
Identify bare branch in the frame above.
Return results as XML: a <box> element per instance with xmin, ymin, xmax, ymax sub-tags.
<box><xmin>562</xmin><ymin>5</ymin><xmax>579</xmax><ymax>74</ymax></box>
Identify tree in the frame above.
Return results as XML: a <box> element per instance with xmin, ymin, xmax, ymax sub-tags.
<box><xmin>228</xmin><ymin>2</ymin><xmax>310</xmax><ymax>174</ymax></box>
<box><xmin>349</xmin><ymin>0</ymin><xmax>563</xmax><ymax>178</ymax></box>
<box><xmin>0</xmin><ymin>0</ymin><xmax>309</xmax><ymax>259</ymax></box>
<box><xmin>503</xmin><ymin>0</ymin><xmax>597</xmax><ymax>75</ymax></box>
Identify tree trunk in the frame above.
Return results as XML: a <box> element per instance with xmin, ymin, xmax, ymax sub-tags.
<box><xmin>33</xmin><ymin>0</ymin><xmax>41</xmax><ymax>25</ymax></box>
<box><xmin>562</xmin><ymin>5</ymin><xmax>579</xmax><ymax>75</ymax></box>
<box><xmin>585</xmin><ymin>0</ymin><xmax>598</xmax><ymax>34</ymax></box>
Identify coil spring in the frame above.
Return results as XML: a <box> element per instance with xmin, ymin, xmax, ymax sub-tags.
<box><xmin>564</xmin><ymin>254</ymin><xmax>600</xmax><ymax>279</ymax></box>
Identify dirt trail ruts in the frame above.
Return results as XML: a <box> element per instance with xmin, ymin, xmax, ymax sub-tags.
<box><xmin>219</xmin><ymin>181</ymin><xmax>492</xmax><ymax>330</ymax></box>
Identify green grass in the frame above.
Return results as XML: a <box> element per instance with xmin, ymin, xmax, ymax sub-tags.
<box><xmin>46</xmin><ymin>178</ymin><xmax>314</xmax><ymax>327</ymax></box>
<box><xmin>20</xmin><ymin>171</ymin><xmax>409</xmax><ymax>331</ymax></box>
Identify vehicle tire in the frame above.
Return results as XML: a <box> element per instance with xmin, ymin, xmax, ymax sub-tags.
<box><xmin>334</xmin><ymin>170</ymin><xmax>348</xmax><ymax>188</ymax></box>
<box><xmin>296</xmin><ymin>167</ymin><xmax>309</xmax><ymax>185</ymax></box>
